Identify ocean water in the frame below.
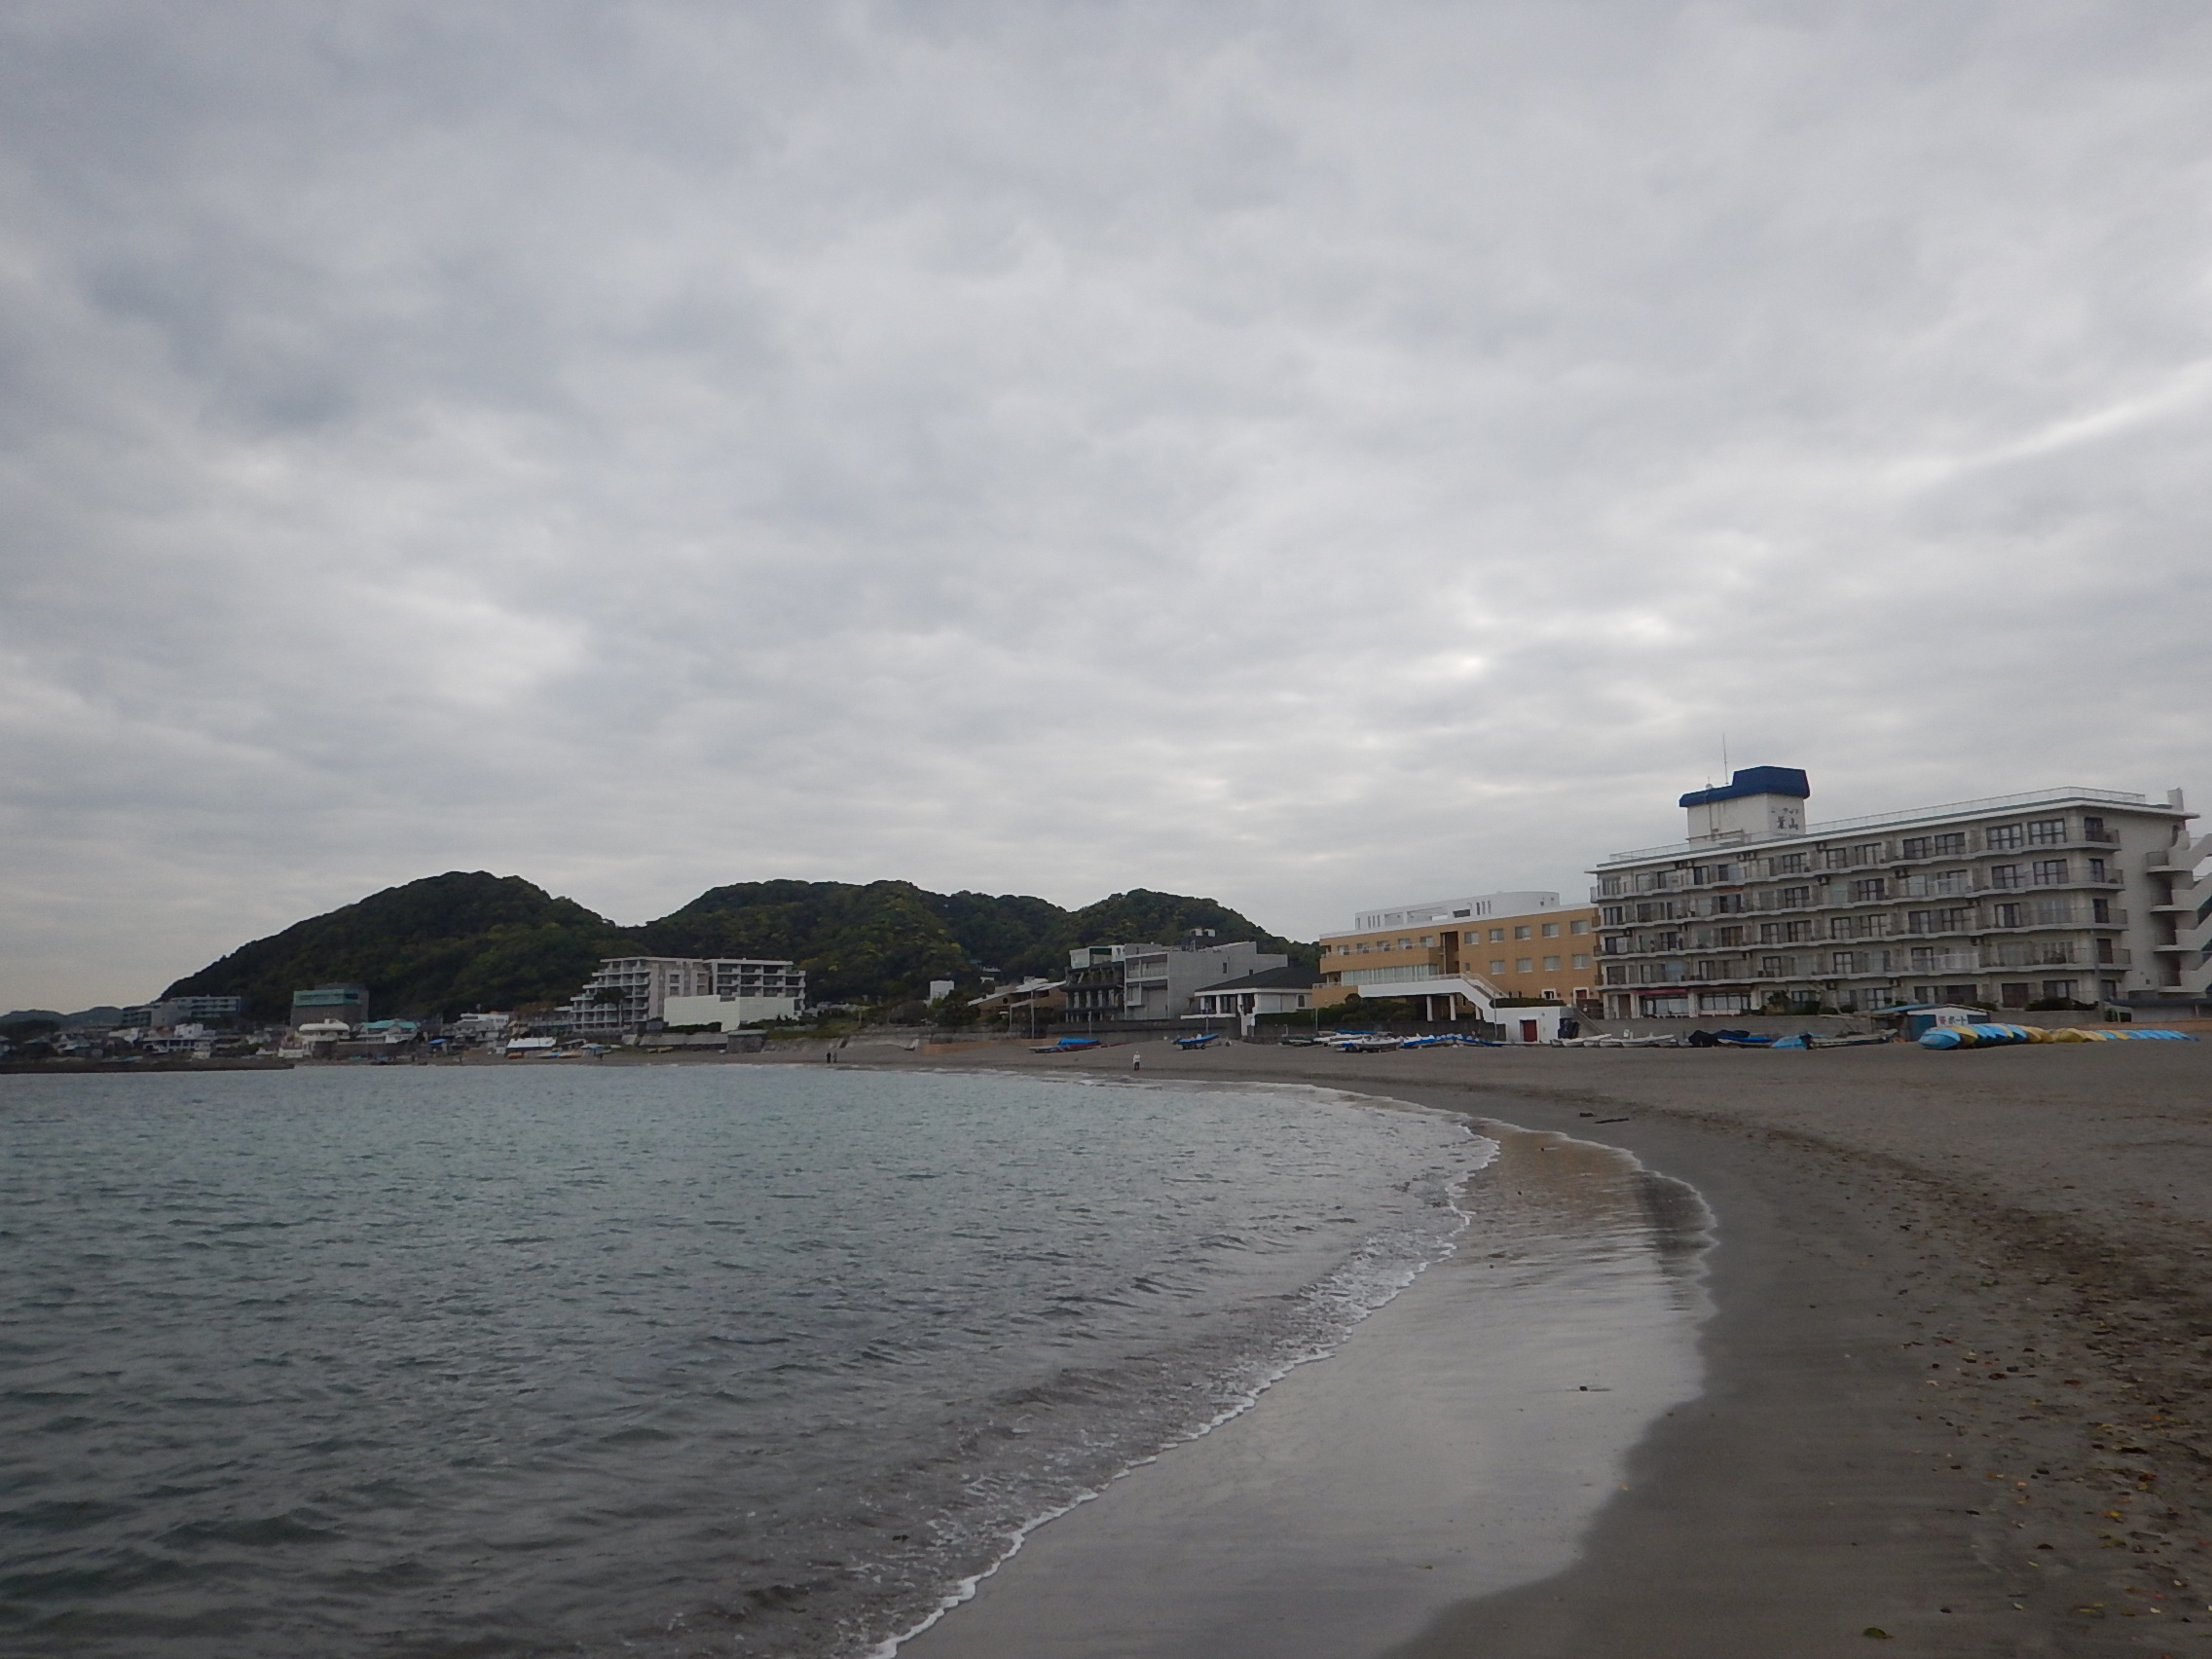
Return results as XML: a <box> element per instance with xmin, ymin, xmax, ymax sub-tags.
<box><xmin>0</xmin><ymin>1064</ymin><xmax>1483</xmax><ymax>1659</ymax></box>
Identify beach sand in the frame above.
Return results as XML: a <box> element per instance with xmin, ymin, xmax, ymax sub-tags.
<box><xmin>831</xmin><ymin>1038</ymin><xmax>2212</xmax><ymax>1657</ymax></box>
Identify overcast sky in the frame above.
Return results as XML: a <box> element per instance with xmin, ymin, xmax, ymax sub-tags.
<box><xmin>4</xmin><ymin>1</ymin><xmax>2208</xmax><ymax>1009</ymax></box>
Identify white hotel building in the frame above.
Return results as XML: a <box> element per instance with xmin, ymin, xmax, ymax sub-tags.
<box><xmin>1591</xmin><ymin>768</ymin><xmax>2207</xmax><ymax>1021</ymax></box>
<box><xmin>566</xmin><ymin>956</ymin><xmax>807</xmax><ymax>1033</ymax></box>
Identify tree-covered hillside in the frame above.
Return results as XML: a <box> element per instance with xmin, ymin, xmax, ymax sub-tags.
<box><xmin>163</xmin><ymin>871</ymin><xmax>633</xmax><ymax>1021</ymax></box>
<box><xmin>164</xmin><ymin>872</ymin><xmax>1315</xmax><ymax>1019</ymax></box>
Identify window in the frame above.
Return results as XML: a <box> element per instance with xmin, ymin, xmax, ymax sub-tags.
<box><xmin>1850</xmin><ymin>878</ymin><xmax>1887</xmax><ymax>903</ymax></box>
<box><xmin>1933</xmin><ymin>831</ymin><xmax>1966</xmax><ymax>856</ymax></box>
<box><xmin>1418</xmin><ymin>935</ymin><xmax>1433</xmax><ymax>947</ymax></box>
<box><xmin>1571</xmin><ymin>954</ymin><xmax>1590</xmax><ymax>969</ymax></box>
<box><xmin>1543</xmin><ymin>956</ymin><xmax>1561</xmax><ymax>972</ymax></box>
<box><xmin>1712</xmin><ymin>926</ymin><xmax>1744</xmax><ymax>947</ymax></box>
<box><xmin>1987</xmin><ymin>823</ymin><xmax>2024</xmax><ymax>851</ymax></box>
<box><xmin>1490</xmin><ymin>959</ymin><xmax>1507</xmax><ymax>975</ymax></box>
<box><xmin>1900</xmin><ymin>836</ymin><xmax>1930</xmax><ymax>860</ymax></box>
<box><xmin>1760</xmin><ymin>922</ymin><xmax>1783</xmax><ymax>944</ymax></box>
<box><xmin>1541</xmin><ymin>922</ymin><xmax>1561</xmax><ymax>938</ymax></box>
<box><xmin>1600</xmin><ymin>907</ymin><xmax>1624</xmax><ymax>927</ymax></box>
<box><xmin>1824</xmin><ymin>848</ymin><xmax>1850</xmax><ymax>870</ymax></box>
<box><xmin>1516</xmin><ymin>957</ymin><xmax>1533</xmax><ymax>973</ymax></box>
<box><xmin>1829</xmin><ymin>916</ymin><xmax>1856</xmax><ymax>940</ymax></box>
<box><xmin>1784</xmin><ymin>920</ymin><xmax>1812</xmax><ymax>942</ymax></box>
<box><xmin>2031</xmin><ymin>859</ymin><xmax>2067</xmax><ymax>886</ymax></box>
<box><xmin>1992</xmin><ymin>903</ymin><xmax>2022</xmax><ymax>928</ymax></box>
<box><xmin>2042</xmin><ymin>979</ymin><xmax>2078</xmax><ymax>1002</ymax></box>
<box><xmin>2083</xmin><ymin>816</ymin><xmax>2107</xmax><ymax>841</ymax></box>
<box><xmin>1489</xmin><ymin>928</ymin><xmax>1505</xmax><ymax>942</ymax></box>
<box><xmin>1397</xmin><ymin>938</ymin><xmax>1412</xmax><ymax>950</ymax></box>
<box><xmin>2092</xmin><ymin>898</ymin><xmax>2111</xmax><ymax>923</ymax></box>
<box><xmin>1778</xmin><ymin>886</ymin><xmax>1812</xmax><ymax>907</ymax></box>
<box><xmin>1770</xmin><ymin>853</ymin><xmax>1808</xmax><ymax>874</ymax></box>
<box><xmin>1832</xmin><ymin>952</ymin><xmax>1858</xmax><ymax>974</ymax></box>
<box><xmin>1854</xmin><ymin>844</ymin><xmax>1883</xmax><ymax>865</ymax></box>
<box><xmin>1991</xmin><ymin>865</ymin><xmax>2022</xmax><ymax>890</ymax></box>
<box><xmin>2032</xmin><ymin>898</ymin><xmax>2070</xmax><ymax>925</ymax></box>
<box><xmin>1604</xmin><ymin>965</ymin><xmax>1629</xmax><ymax>986</ymax></box>
<box><xmin>2087</xmin><ymin>858</ymin><xmax>2108</xmax><ymax>881</ymax></box>
<box><xmin>2027</xmin><ymin>819</ymin><xmax>2065</xmax><ymax>846</ymax></box>
<box><xmin>1759</xmin><ymin>955</ymin><xmax>1786</xmax><ymax>977</ymax></box>
<box><xmin>1514</xmin><ymin>925</ymin><xmax>1532</xmax><ymax>940</ymax></box>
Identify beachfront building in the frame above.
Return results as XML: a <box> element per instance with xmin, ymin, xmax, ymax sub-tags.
<box><xmin>566</xmin><ymin>956</ymin><xmax>806</xmax><ymax>1033</ymax></box>
<box><xmin>119</xmin><ymin>994</ymin><xmax>246</xmax><ymax>1028</ymax></box>
<box><xmin>1063</xmin><ymin>934</ymin><xmax>1288</xmax><ymax>1025</ymax></box>
<box><xmin>291</xmin><ymin>983</ymin><xmax>368</xmax><ymax>1029</ymax></box>
<box><xmin>1186</xmin><ymin>965</ymin><xmax>1319</xmax><ymax>1035</ymax></box>
<box><xmin>1314</xmin><ymin>891</ymin><xmax>1602</xmax><ymax>1019</ymax></box>
<box><xmin>1590</xmin><ymin>768</ymin><xmax>2205</xmax><ymax>1020</ymax></box>
<box><xmin>970</xmin><ymin>977</ymin><xmax>1066</xmax><ymax>1030</ymax></box>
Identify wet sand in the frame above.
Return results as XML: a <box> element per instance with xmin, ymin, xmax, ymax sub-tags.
<box><xmin>898</xmin><ymin>1123</ymin><xmax>1711</xmax><ymax>1659</ymax></box>
<box><xmin>830</xmin><ymin>1038</ymin><xmax>2212</xmax><ymax>1658</ymax></box>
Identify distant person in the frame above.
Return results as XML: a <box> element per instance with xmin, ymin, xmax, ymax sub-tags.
<box><xmin>1131</xmin><ymin>1052</ymin><xmax>1142</xmax><ymax>1072</ymax></box>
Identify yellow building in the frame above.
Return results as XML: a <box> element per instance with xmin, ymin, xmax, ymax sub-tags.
<box><xmin>1315</xmin><ymin>889</ymin><xmax>1601</xmax><ymax>1016</ymax></box>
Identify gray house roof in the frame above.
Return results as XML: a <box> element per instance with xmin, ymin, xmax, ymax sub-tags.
<box><xmin>1190</xmin><ymin>963</ymin><xmax>1319</xmax><ymax>996</ymax></box>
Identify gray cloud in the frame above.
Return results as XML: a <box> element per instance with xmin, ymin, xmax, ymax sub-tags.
<box><xmin>3</xmin><ymin>0</ymin><xmax>2208</xmax><ymax>1007</ymax></box>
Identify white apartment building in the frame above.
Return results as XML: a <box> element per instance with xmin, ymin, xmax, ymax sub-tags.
<box><xmin>566</xmin><ymin>956</ymin><xmax>806</xmax><ymax>1032</ymax></box>
<box><xmin>1590</xmin><ymin>768</ymin><xmax>2205</xmax><ymax>1020</ymax></box>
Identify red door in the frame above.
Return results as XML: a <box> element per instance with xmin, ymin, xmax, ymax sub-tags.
<box><xmin>1520</xmin><ymin>1019</ymin><xmax>1539</xmax><ymax>1044</ymax></box>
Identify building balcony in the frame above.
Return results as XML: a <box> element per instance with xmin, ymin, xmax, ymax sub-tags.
<box><xmin>1980</xmin><ymin>943</ymin><xmax>2127</xmax><ymax>970</ymax></box>
<box><xmin>1981</xmin><ymin>902</ymin><xmax>2124</xmax><ymax>929</ymax></box>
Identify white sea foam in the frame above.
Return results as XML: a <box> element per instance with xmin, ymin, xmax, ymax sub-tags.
<box><xmin>873</xmin><ymin>1081</ymin><xmax>1499</xmax><ymax>1658</ymax></box>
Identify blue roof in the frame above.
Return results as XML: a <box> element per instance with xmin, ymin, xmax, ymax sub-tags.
<box><xmin>1678</xmin><ymin>766</ymin><xmax>1811</xmax><ymax>809</ymax></box>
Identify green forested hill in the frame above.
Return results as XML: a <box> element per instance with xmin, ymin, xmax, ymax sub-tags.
<box><xmin>164</xmin><ymin>872</ymin><xmax>1314</xmax><ymax>1019</ymax></box>
<box><xmin>163</xmin><ymin>872</ymin><xmax>633</xmax><ymax>1021</ymax></box>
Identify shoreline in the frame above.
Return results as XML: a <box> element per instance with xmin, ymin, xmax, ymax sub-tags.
<box><xmin>825</xmin><ymin>1039</ymin><xmax>2212</xmax><ymax>1657</ymax></box>
<box><xmin>893</xmin><ymin>1109</ymin><xmax>1715</xmax><ymax>1659</ymax></box>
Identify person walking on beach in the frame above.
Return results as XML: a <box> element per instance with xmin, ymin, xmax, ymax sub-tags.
<box><xmin>1131</xmin><ymin>1052</ymin><xmax>1142</xmax><ymax>1072</ymax></box>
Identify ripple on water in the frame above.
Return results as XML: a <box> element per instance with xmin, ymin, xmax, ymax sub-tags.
<box><xmin>0</xmin><ymin>1066</ymin><xmax>1481</xmax><ymax>1658</ymax></box>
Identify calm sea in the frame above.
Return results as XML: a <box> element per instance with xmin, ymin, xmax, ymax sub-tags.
<box><xmin>0</xmin><ymin>1064</ymin><xmax>1481</xmax><ymax>1658</ymax></box>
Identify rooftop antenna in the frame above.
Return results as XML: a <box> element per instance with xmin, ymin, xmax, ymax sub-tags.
<box><xmin>1721</xmin><ymin>731</ymin><xmax>1730</xmax><ymax>780</ymax></box>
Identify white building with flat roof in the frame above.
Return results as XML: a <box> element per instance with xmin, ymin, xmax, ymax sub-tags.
<box><xmin>1350</xmin><ymin>891</ymin><xmax>1561</xmax><ymax>931</ymax></box>
<box><xmin>1590</xmin><ymin>769</ymin><xmax>2204</xmax><ymax>1020</ymax></box>
<box><xmin>567</xmin><ymin>956</ymin><xmax>806</xmax><ymax>1032</ymax></box>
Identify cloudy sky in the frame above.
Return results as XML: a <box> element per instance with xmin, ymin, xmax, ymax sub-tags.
<box><xmin>4</xmin><ymin>1</ymin><xmax>2208</xmax><ymax>1009</ymax></box>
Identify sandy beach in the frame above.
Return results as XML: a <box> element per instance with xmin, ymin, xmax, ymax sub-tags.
<box><xmin>802</xmin><ymin>1037</ymin><xmax>2212</xmax><ymax>1657</ymax></box>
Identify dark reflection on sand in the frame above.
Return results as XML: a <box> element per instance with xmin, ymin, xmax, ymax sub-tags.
<box><xmin>895</xmin><ymin>1118</ymin><xmax>1713</xmax><ymax>1659</ymax></box>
